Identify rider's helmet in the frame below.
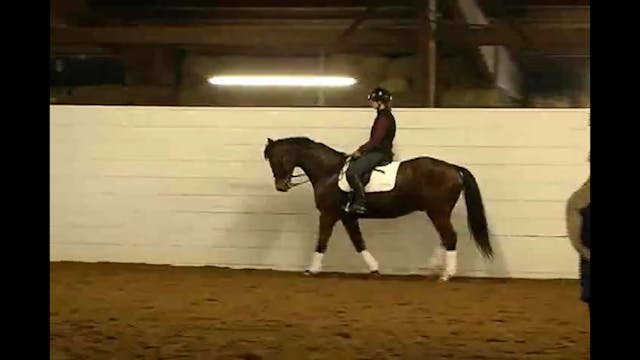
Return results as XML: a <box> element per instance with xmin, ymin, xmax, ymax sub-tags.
<box><xmin>367</xmin><ymin>87</ymin><xmax>392</xmax><ymax>103</ymax></box>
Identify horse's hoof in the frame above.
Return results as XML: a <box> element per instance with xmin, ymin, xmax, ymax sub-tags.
<box><xmin>370</xmin><ymin>270</ymin><xmax>381</xmax><ymax>276</ymax></box>
<box><xmin>438</xmin><ymin>275</ymin><xmax>451</xmax><ymax>282</ymax></box>
<box><xmin>304</xmin><ymin>270</ymin><xmax>317</xmax><ymax>276</ymax></box>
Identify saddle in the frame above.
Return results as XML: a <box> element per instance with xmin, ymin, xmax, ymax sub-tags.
<box><xmin>360</xmin><ymin>157</ymin><xmax>392</xmax><ymax>186</ymax></box>
<box><xmin>338</xmin><ymin>152</ymin><xmax>399</xmax><ymax>195</ymax></box>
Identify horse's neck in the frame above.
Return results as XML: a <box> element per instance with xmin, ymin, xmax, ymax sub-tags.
<box><xmin>297</xmin><ymin>149</ymin><xmax>345</xmax><ymax>186</ymax></box>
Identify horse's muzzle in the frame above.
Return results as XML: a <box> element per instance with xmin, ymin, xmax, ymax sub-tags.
<box><xmin>275</xmin><ymin>178</ymin><xmax>290</xmax><ymax>192</ymax></box>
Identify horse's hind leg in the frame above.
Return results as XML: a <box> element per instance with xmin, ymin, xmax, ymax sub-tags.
<box><xmin>426</xmin><ymin>243</ymin><xmax>446</xmax><ymax>275</ymax></box>
<box><xmin>426</xmin><ymin>209</ymin><xmax>458</xmax><ymax>281</ymax></box>
<box><xmin>305</xmin><ymin>213</ymin><xmax>338</xmax><ymax>275</ymax></box>
<box><xmin>341</xmin><ymin>215</ymin><xmax>379</xmax><ymax>274</ymax></box>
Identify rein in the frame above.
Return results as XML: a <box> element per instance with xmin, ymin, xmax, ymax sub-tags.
<box><xmin>288</xmin><ymin>155</ymin><xmax>385</xmax><ymax>189</ymax></box>
<box><xmin>288</xmin><ymin>155</ymin><xmax>354</xmax><ymax>189</ymax></box>
<box><xmin>288</xmin><ymin>173</ymin><xmax>310</xmax><ymax>188</ymax></box>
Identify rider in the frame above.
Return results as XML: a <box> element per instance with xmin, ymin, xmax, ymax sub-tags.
<box><xmin>345</xmin><ymin>87</ymin><xmax>396</xmax><ymax>214</ymax></box>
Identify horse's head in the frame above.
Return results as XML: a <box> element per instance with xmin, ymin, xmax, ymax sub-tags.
<box><xmin>264</xmin><ymin>136</ymin><xmax>347</xmax><ymax>192</ymax></box>
<box><xmin>263</xmin><ymin>138</ymin><xmax>299</xmax><ymax>192</ymax></box>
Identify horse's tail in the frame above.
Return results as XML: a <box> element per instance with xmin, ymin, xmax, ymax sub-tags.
<box><xmin>458</xmin><ymin>166</ymin><xmax>493</xmax><ymax>259</ymax></box>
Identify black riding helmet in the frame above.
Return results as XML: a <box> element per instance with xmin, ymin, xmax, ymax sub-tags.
<box><xmin>368</xmin><ymin>87</ymin><xmax>392</xmax><ymax>103</ymax></box>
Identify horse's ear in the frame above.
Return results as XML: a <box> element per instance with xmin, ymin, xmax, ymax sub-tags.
<box><xmin>264</xmin><ymin>138</ymin><xmax>273</xmax><ymax>160</ymax></box>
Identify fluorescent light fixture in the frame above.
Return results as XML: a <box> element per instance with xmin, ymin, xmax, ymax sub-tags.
<box><xmin>208</xmin><ymin>75</ymin><xmax>357</xmax><ymax>87</ymax></box>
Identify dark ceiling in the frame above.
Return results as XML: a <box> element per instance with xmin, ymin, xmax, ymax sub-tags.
<box><xmin>50</xmin><ymin>0</ymin><xmax>589</xmax><ymax>91</ymax></box>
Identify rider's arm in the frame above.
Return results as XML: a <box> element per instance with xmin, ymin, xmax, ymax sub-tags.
<box><xmin>357</xmin><ymin>114</ymin><xmax>392</xmax><ymax>154</ymax></box>
<box><xmin>566</xmin><ymin>178</ymin><xmax>590</xmax><ymax>261</ymax></box>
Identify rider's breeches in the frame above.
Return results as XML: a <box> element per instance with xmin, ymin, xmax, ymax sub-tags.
<box><xmin>346</xmin><ymin>151</ymin><xmax>386</xmax><ymax>185</ymax></box>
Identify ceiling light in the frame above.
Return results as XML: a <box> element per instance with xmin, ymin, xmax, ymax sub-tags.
<box><xmin>207</xmin><ymin>75</ymin><xmax>357</xmax><ymax>87</ymax></box>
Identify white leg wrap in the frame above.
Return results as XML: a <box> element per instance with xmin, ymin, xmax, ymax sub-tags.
<box><xmin>308</xmin><ymin>252</ymin><xmax>324</xmax><ymax>273</ymax></box>
<box><xmin>360</xmin><ymin>250</ymin><xmax>379</xmax><ymax>272</ymax></box>
<box><xmin>445</xmin><ymin>250</ymin><xmax>457</xmax><ymax>278</ymax></box>
<box><xmin>427</xmin><ymin>245</ymin><xmax>446</xmax><ymax>270</ymax></box>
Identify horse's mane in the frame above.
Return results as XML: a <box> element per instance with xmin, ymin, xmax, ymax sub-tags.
<box><xmin>264</xmin><ymin>137</ymin><xmax>347</xmax><ymax>159</ymax></box>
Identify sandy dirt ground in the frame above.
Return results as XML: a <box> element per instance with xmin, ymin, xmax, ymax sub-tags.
<box><xmin>50</xmin><ymin>262</ymin><xmax>589</xmax><ymax>359</ymax></box>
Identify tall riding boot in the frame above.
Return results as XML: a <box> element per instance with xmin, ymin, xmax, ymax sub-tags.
<box><xmin>347</xmin><ymin>176</ymin><xmax>367</xmax><ymax>214</ymax></box>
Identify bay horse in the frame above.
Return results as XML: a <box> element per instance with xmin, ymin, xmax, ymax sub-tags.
<box><xmin>263</xmin><ymin>137</ymin><xmax>493</xmax><ymax>281</ymax></box>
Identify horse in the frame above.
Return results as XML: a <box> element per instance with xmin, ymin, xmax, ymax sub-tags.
<box><xmin>263</xmin><ymin>136</ymin><xmax>493</xmax><ymax>281</ymax></box>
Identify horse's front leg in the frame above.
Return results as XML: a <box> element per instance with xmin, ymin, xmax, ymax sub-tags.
<box><xmin>305</xmin><ymin>213</ymin><xmax>339</xmax><ymax>275</ymax></box>
<box><xmin>341</xmin><ymin>215</ymin><xmax>380</xmax><ymax>274</ymax></box>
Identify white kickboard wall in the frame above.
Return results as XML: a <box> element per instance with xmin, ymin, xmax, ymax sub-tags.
<box><xmin>50</xmin><ymin>105</ymin><xmax>590</xmax><ymax>279</ymax></box>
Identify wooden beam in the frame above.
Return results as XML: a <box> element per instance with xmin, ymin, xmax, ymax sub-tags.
<box><xmin>330</xmin><ymin>7</ymin><xmax>375</xmax><ymax>53</ymax></box>
<box><xmin>89</xmin><ymin>0</ymin><xmax>419</xmax><ymax>8</ymax></box>
<box><xmin>51</xmin><ymin>23</ymin><xmax>587</xmax><ymax>52</ymax></box>
<box><xmin>52</xmin><ymin>25</ymin><xmax>401</xmax><ymax>45</ymax></box>
<box><xmin>437</xmin><ymin>22</ymin><xmax>588</xmax><ymax>51</ymax></box>
<box><xmin>180</xmin><ymin>44</ymin><xmax>415</xmax><ymax>57</ymax></box>
<box><xmin>478</xmin><ymin>0</ymin><xmax>590</xmax><ymax>8</ymax></box>
<box><xmin>416</xmin><ymin>0</ymin><xmax>436</xmax><ymax>107</ymax></box>
<box><xmin>90</xmin><ymin>6</ymin><xmax>416</xmax><ymax>22</ymax></box>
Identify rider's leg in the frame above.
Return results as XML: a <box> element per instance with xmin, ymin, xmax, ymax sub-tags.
<box><xmin>345</xmin><ymin>152</ymin><xmax>385</xmax><ymax>213</ymax></box>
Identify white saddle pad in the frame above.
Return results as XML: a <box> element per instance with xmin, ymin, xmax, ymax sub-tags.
<box><xmin>338</xmin><ymin>161</ymin><xmax>401</xmax><ymax>193</ymax></box>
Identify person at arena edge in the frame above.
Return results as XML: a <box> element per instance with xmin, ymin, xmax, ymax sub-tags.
<box><xmin>565</xmin><ymin>155</ymin><xmax>590</xmax><ymax>314</ymax></box>
<box><xmin>345</xmin><ymin>87</ymin><xmax>397</xmax><ymax>214</ymax></box>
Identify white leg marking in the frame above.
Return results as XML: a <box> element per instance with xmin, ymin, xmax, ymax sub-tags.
<box><xmin>360</xmin><ymin>250</ymin><xmax>379</xmax><ymax>272</ymax></box>
<box><xmin>308</xmin><ymin>252</ymin><xmax>324</xmax><ymax>274</ymax></box>
<box><xmin>427</xmin><ymin>245</ymin><xmax>446</xmax><ymax>272</ymax></box>
<box><xmin>440</xmin><ymin>250</ymin><xmax>458</xmax><ymax>282</ymax></box>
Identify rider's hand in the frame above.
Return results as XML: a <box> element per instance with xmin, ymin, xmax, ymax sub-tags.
<box><xmin>351</xmin><ymin>150</ymin><xmax>361</xmax><ymax>159</ymax></box>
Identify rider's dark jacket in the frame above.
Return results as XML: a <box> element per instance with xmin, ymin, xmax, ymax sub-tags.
<box><xmin>357</xmin><ymin>108</ymin><xmax>396</xmax><ymax>159</ymax></box>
